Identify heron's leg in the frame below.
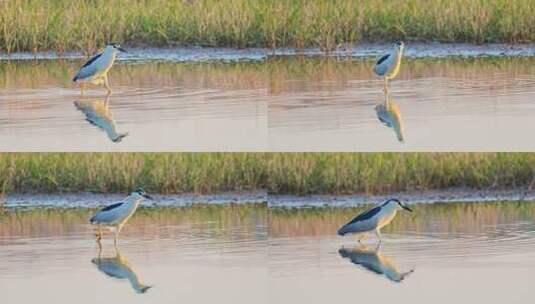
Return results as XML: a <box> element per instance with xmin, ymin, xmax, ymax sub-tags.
<box><xmin>97</xmin><ymin>237</ymin><xmax>103</xmax><ymax>255</ymax></box>
<box><xmin>383</xmin><ymin>77</ymin><xmax>388</xmax><ymax>94</ymax></box>
<box><xmin>80</xmin><ymin>83</ymin><xmax>85</xmax><ymax>96</ymax></box>
<box><xmin>374</xmin><ymin>241</ymin><xmax>382</xmax><ymax>252</ymax></box>
<box><xmin>357</xmin><ymin>233</ymin><xmax>369</xmax><ymax>244</ymax></box>
<box><xmin>104</xmin><ymin>91</ymin><xmax>111</xmax><ymax>108</ymax></box>
<box><xmin>104</xmin><ymin>75</ymin><xmax>112</xmax><ymax>94</ymax></box>
<box><xmin>95</xmin><ymin>224</ymin><xmax>102</xmax><ymax>242</ymax></box>
<box><xmin>114</xmin><ymin>224</ymin><xmax>123</xmax><ymax>247</ymax></box>
<box><xmin>114</xmin><ymin>229</ymin><xmax>119</xmax><ymax>247</ymax></box>
<box><xmin>375</xmin><ymin>228</ymin><xmax>383</xmax><ymax>244</ymax></box>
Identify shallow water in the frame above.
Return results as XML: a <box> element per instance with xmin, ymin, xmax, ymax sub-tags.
<box><xmin>0</xmin><ymin>204</ymin><xmax>268</xmax><ymax>304</ymax></box>
<box><xmin>268</xmin><ymin>201</ymin><xmax>535</xmax><ymax>303</ymax></box>
<box><xmin>0</xmin><ymin>61</ymin><xmax>267</xmax><ymax>151</ymax></box>
<box><xmin>2</xmin><ymin>53</ymin><xmax>535</xmax><ymax>151</ymax></box>
<box><xmin>2</xmin><ymin>200</ymin><xmax>535</xmax><ymax>303</ymax></box>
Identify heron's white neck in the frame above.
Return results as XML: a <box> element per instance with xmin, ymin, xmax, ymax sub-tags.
<box><xmin>382</xmin><ymin>201</ymin><xmax>400</xmax><ymax>213</ymax></box>
<box><xmin>100</xmin><ymin>46</ymin><xmax>118</xmax><ymax>65</ymax></box>
<box><xmin>103</xmin><ymin>45</ymin><xmax>118</xmax><ymax>54</ymax></box>
<box><xmin>394</xmin><ymin>46</ymin><xmax>404</xmax><ymax>57</ymax></box>
<box><xmin>124</xmin><ymin>194</ymin><xmax>144</xmax><ymax>209</ymax></box>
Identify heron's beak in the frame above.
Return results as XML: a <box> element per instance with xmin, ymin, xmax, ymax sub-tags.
<box><xmin>117</xmin><ymin>47</ymin><xmax>127</xmax><ymax>53</ymax></box>
<box><xmin>143</xmin><ymin>194</ymin><xmax>153</xmax><ymax>200</ymax></box>
<box><xmin>402</xmin><ymin>204</ymin><xmax>413</xmax><ymax>212</ymax></box>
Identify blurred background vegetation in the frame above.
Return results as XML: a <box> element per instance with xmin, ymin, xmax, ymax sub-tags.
<box><xmin>1</xmin><ymin>153</ymin><xmax>535</xmax><ymax>195</ymax></box>
<box><xmin>1</xmin><ymin>0</ymin><xmax>534</xmax><ymax>54</ymax></box>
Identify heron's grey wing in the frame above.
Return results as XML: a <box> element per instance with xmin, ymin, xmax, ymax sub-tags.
<box><xmin>338</xmin><ymin>206</ymin><xmax>382</xmax><ymax>235</ymax></box>
<box><xmin>339</xmin><ymin>249</ymin><xmax>384</xmax><ymax>275</ymax></box>
<box><xmin>373</xmin><ymin>54</ymin><xmax>390</xmax><ymax>76</ymax></box>
<box><xmin>73</xmin><ymin>52</ymin><xmax>102</xmax><ymax>81</ymax></box>
<box><xmin>93</xmin><ymin>258</ymin><xmax>129</xmax><ymax>279</ymax></box>
<box><xmin>345</xmin><ymin>206</ymin><xmax>381</xmax><ymax>225</ymax></box>
<box><xmin>375</xmin><ymin>104</ymin><xmax>392</xmax><ymax>127</ymax></box>
<box><xmin>90</xmin><ymin>202</ymin><xmax>124</xmax><ymax>223</ymax></box>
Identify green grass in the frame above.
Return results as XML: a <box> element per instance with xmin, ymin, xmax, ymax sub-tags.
<box><xmin>1</xmin><ymin>0</ymin><xmax>534</xmax><ymax>54</ymax></box>
<box><xmin>0</xmin><ymin>153</ymin><xmax>267</xmax><ymax>194</ymax></box>
<box><xmin>1</xmin><ymin>153</ymin><xmax>535</xmax><ymax>195</ymax></box>
<box><xmin>267</xmin><ymin>153</ymin><xmax>535</xmax><ymax>195</ymax></box>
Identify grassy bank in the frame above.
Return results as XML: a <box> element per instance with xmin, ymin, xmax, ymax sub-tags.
<box><xmin>1</xmin><ymin>153</ymin><xmax>535</xmax><ymax>195</ymax></box>
<box><xmin>0</xmin><ymin>153</ymin><xmax>267</xmax><ymax>194</ymax></box>
<box><xmin>267</xmin><ymin>153</ymin><xmax>535</xmax><ymax>195</ymax></box>
<box><xmin>1</xmin><ymin>0</ymin><xmax>534</xmax><ymax>54</ymax></box>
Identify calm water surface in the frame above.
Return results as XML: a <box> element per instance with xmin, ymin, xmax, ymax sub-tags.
<box><xmin>268</xmin><ymin>201</ymin><xmax>535</xmax><ymax>303</ymax></box>
<box><xmin>1</xmin><ymin>53</ymin><xmax>535</xmax><ymax>151</ymax></box>
<box><xmin>2</xmin><ymin>199</ymin><xmax>535</xmax><ymax>303</ymax></box>
<box><xmin>0</xmin><ymin>204</ymin><xmax>267</xmax><ymax>304</ymax></box>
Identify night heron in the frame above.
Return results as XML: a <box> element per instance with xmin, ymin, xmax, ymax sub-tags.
<box><xmin>90</xmin><ymin>188</ymin><xmax>152</xmax><ymax>246</ymax></box>
<box><xmin>74</xmin><ymin>93</ymin><xmax>129</xmax><ymax>143</ymax></box>
<box><xmin>92</xmin><ymin>247</ymin><xmax>152</xmax><ymax>293</ymax></box>
<box><xmin>72</xmin><ymin>43</ymin><xmax>127</xmax><ymax>95</ymax></box>
<box><xmin>339</xmin><ymin>245</ymin><xmax>414</xmax><ymax>282</ymax></box>
<box><xmin>375</xmin><ymin>92</ymin><xmax>404</xmax><ymax>142</ymax></box>
<box><xmin>373</xmin><ymin>41</ymin><xmax>405</xmax><ymax>93</ymax></box>
<box><xmin>337</xmin><ymin>198</ymin><xmax>413</xmax><ymax>243</ymax></box>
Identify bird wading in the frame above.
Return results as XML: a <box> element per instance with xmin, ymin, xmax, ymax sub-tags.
<box><xmin>90</xmin><ymin>188</ymin><xmax>152</xmax><ymax>246</ymax></box>
<box><xmin>373</xmin><ymin>41</ymin><xmax>405</xmax><ymax>93</ymax></box>
<box><xmin>337</xmin><ymin>198</ymin><xmax>413</xmax><ymax>244</ymax></box>
<box><xmin>73</xmin><ymin>43</ymin><xmax>127</xmax><ymax>95</ymax></box>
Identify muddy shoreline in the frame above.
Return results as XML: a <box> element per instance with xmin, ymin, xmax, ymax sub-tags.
<box><xmin>269</xmin><ymin>188</ymin><xmax>535</xmax><ymax>208</ymax></box>
<box><xmin>3</xmin><ymin>191</ymin><xmax>267</xmax><ymax>209</ymax></box>
<box><xmin>3</xmin><ymin>43</ymin><xmax>535</xmax><ymax>62</ymax></box>
<box><xmin>3</xmin><ymin>188</ymin><xmax>535</xmax><ymax>209</ymax></box>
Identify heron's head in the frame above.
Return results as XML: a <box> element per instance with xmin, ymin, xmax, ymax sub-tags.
<box><xmin>107</xmin><ymin>43</ymin><xmax>127</xmax><ymax>53</ymax></box>
<box><xmin>386</xmin><ymin>198</ymin><xmax>412</xmax><ymax>212</ymax></box>
<box><xmin>394</xmin><ymin>41</ymin><xmax>405</xmax><ymax>51</ymax></box>
<box><xmin>132</xmin><ymin>187</ymin><xmax>153</xmax><ymax>200</ymax></box>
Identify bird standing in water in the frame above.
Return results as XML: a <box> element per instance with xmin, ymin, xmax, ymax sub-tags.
<box><xmin>90</xmin><ymin>188</ymin><xmax>152</xmax><ymax>246</ymax></box>
<box><xmin>373</xmin><ymin>41</ymin><xmax>405</xmax><ymax>93</ymax></box>
<box><xmin>337</xmin><ymin>198</ymin><xmax>413</xmax><ymax>244</ymax></box>
<box><xmin>73</xmin><ymin>43</ymin><xmax>127</xmax><ymax>95</ymax></box>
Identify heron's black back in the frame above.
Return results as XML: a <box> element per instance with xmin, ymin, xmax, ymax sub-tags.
<box><xmin>345</xmin><ymin>206</ymin><xmax>381</xmax><ymax>225</ymax></box>
<box><xmin>81</xmin><ymin>53</ymin><xmax>103</xmax><ymax>68</ymax></box>
<box><xmin>376</xmin><ymin>54</ymin><xmax>390</xmax><ymax>65</ymax></box>
<box><xmin>101</xmin><ymin>202</ymin><xmax>123</xmax><ymax>211</ymax></box>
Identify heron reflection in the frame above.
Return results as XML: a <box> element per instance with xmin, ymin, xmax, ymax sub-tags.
<box><xmin>74</xmin><ymin>93</ymin><xmax>128</xmax><ymax>143</ymax></box>
<box><xmin>338</xmin><ymin>245</ymin><xmax>414</xmax><ymax>283</ymax></box>
<box><xmin>92</xmin><ymin>246</ymin><xmax>152</xmax><ymax>293</ymax></box>
<box><xmin>375</xmin><ymin>93</ymin><xmax>404</xmax><ymax>143</ymax></box>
